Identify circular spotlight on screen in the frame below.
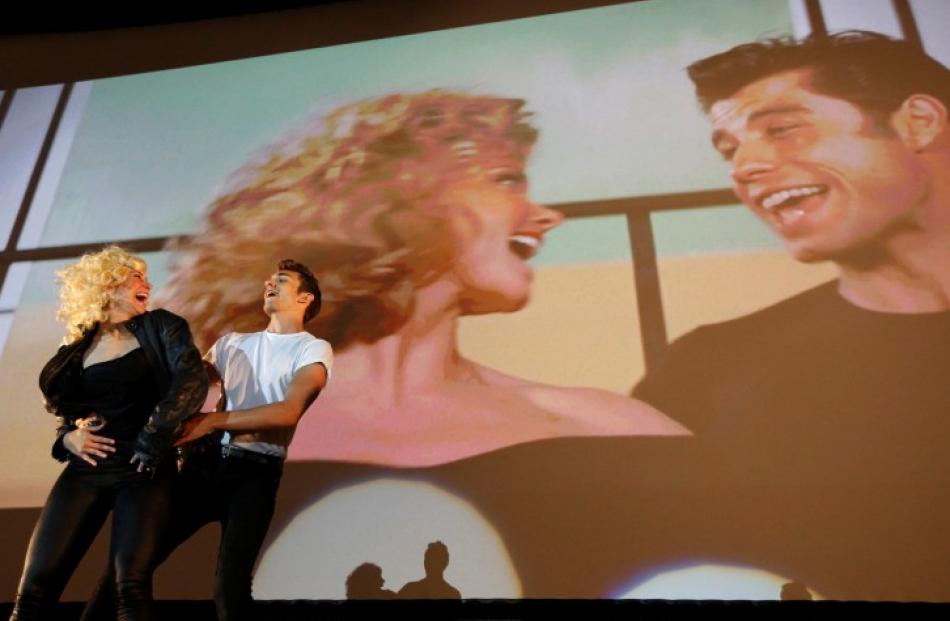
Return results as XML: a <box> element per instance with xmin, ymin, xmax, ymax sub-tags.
<box><xmin>616</xmin><ymin>562</ymin><xmax>819</xmax><ymax>600</ymax></box>
<box><xmin>254</xmin><ymin>478</ymin><xmax>520</xmax><ymax>599</ymax></box>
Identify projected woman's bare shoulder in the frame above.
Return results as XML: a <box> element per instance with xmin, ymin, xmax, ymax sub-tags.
<box><xmin>159</xmin><ymin>90</ymin><xmax>686</xmax><ymax>467</ymax></box>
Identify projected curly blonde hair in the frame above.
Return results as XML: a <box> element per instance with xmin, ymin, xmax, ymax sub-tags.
<box><xmin>56</xmin><ymin>245</ymin><xmax>146</xmax><ymax>344</ymax></box>
<box><xmin>161</xmin><ymin>90</ymin><xmax>537</xmax><ymax>351</ymax></box>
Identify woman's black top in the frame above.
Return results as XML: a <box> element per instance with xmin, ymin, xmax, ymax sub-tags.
<box><xmin>70</xmin><ymin>348</ymin><xmax>160</xmax><ymax>468</ymax></box>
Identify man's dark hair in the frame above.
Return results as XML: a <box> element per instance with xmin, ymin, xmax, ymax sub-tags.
<box><xmin>688</xmin><ymin>31</ymin><xmax>950</xmax><ymax>125</ymax></box>
<box><xmin>278</xmin><ymin>259</ymin><xmax>321</xmax><ymax>323</ymax></box>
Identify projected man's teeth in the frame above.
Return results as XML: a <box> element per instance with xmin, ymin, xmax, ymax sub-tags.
<box><xmin>760</xmin><ymin>185</ymin><xmax>824</xmax><ymax>211</ymax></box>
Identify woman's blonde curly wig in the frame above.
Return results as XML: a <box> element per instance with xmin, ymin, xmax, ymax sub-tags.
<box><xmin>160</xmin><ymin>90</ymin><xmax>537</xmax><ymax>351</ymax></box>
<box><xmin>56</xmin><ymin>245</ymin><xmax>146</xmax><ymax>344</ymax></box>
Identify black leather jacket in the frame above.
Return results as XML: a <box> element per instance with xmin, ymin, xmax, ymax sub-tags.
<box><xmin>40</xmin><ymin>309</ymin><xmax>209</xmax><ymax>467</ymax></box>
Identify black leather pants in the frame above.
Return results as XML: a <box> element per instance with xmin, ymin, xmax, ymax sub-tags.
<box><xmin>9</xmin><ymin>462</ymin><xmax>173</xmax><ymax>621</ymax></box>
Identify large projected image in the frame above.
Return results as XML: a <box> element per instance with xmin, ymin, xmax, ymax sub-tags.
<box><xmin>1</xmin><ymin>0</ymin><xmax>949</xmax><ymax>606</ymax></box>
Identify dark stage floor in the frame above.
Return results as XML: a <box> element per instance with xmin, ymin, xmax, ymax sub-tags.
<box><xmin>1</xmin><ymin>599</ymin><xmax>949</xmax><ymax>620</ymax></box>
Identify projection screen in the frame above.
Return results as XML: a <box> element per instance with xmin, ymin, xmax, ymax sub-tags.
<box><xmin>1</xmin><ymin>0</ymin><xmax>949</xmax><ymax>603</ymax></box>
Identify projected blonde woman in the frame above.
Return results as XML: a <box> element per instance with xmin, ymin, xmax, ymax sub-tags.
<box><xmin>161</xmin><ymin>91</ymin><xmax>687</xmax><ymax>466</ymax></box>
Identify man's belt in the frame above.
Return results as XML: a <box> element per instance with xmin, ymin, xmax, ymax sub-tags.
<box><xmin>220</xmin><ymin>444</ymin><xmax>283</xmax><ymax>466</ymax></box>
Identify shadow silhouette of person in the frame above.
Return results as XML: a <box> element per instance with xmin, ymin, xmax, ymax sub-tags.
<box><xmin>398</xmin><ymin>541</ymin><xmax>462</xmax><ymax>599</ymax></box>
<box><xmin>345</xmin><ymin>562</ymin><xmax>397</xmax><ymax>600</ymax></box>
<box><xmin>780</xmin><ymin>581</ymin><xmax>813</xmax><ymax>601</ymax></box>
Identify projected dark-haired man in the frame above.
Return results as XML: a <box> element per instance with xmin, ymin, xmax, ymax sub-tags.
<box><xmin>634</xmin><ymin>31</ymin><xmax>950</xmax><ymax>597</ymax></box>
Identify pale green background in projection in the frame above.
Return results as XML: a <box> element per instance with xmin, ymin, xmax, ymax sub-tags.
<box><xmin>40</xmin><ymin>0</ymin><xmax>791</xmax><ymax>265</ymax></box>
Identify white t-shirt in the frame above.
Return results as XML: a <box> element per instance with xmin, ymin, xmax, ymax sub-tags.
<box><xmin>207</xmin><ymin>330</ymin><xmax>333</xmax><ymax>458</ymax></box>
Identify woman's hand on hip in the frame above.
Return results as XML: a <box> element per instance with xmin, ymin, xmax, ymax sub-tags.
<box><xmin>63</xmin><ymin>427</ymin><xmax>115</xmax><ymax>466</ymax></box>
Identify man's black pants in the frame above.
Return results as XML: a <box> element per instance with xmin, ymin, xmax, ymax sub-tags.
<box><xmin>82</xmin><ymin>450</ymin><xmax>283</xmax><ymax>621</ymax></box>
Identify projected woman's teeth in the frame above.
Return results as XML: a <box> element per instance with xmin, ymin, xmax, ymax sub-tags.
<box><xmin>508</xmin><ymin>234</ymin><xmax>540</xmax><ymax>259</ymax></box>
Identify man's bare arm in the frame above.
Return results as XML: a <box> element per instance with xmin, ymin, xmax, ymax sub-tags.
<box><xmin>176</xmin><ymin>362</ymin><xmax>327</xmax><ymax>445</ymax></box>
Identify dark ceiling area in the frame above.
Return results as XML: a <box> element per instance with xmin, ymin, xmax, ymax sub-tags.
<box><xmin>0</xmin><ymin>1</ymin><xmax>357</xmax><ymax>35</ymax></box>
<box><xmin>0</xmin><ymin>0</ymin><xmax>632</xmax><ymax>88</ymax></box>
